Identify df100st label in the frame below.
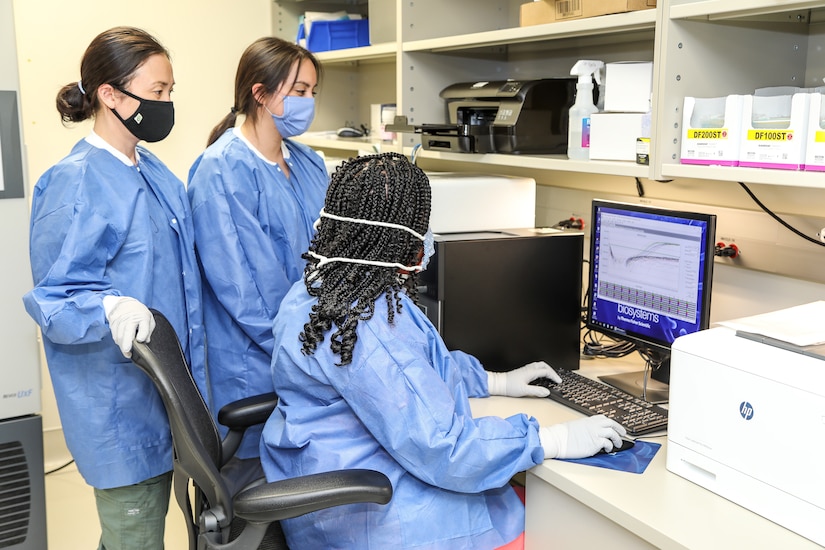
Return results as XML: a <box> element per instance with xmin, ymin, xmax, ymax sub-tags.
<box><xmin>747</xmin><ymin>129</ymin><xmax>794</xmax><ymax>141</ymax></box>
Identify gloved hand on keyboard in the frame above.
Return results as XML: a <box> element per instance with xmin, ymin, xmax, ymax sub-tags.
<box><xmin>103</xmin><ymin>296</ymin><xmax>156</xmax><ymax>358</ymax></box>
<box><xmin>539</xmin><ymin>415</ymin><xmax>627</xmax><ymax>459</ymax></box>
<box><xmin>486</xmin><ymin>361</ymin><xmax>562</xmax><ymax>398</ymax></box>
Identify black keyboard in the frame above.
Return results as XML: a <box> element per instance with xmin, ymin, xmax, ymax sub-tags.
<box><xmin>530</xmin><ymin>369</ymin><xmax>668</xmax><ymax>436</ymax></box>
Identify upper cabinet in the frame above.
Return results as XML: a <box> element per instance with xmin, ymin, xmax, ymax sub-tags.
<box><xmin>655</xmin><ymin>0</ymin><xmax>825</xmax><ymax>188</ymax></box>
<box><xmin>274</xmin><ymin>0</ymin><xmax>825</xmax><ymax>188</ymax></box>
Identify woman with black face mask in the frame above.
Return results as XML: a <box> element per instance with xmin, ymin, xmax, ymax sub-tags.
<box><xmin>186</xmin><ymin>37</ymin><xmax>327</xmax><ymax>480</ymax></box>
<box><xmin>23</xmin><ymin>26</ymin><xmax>204</xmax><ymax>549</ymax></box>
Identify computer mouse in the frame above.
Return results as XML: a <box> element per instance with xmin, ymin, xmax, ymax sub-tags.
<box><xmin>529</xmin><ymin>376</ymin><xmax>564</xmax><ymax>397</ymax></box>
<box><xmin>336</xmin><ymin>126</ymin><xmax>364</xmax><ymax>138</ymax></box>
<box><xmin>596</xmin><ymin>438</ymin><xmax>635</xmax><ymax>455</ymax></box>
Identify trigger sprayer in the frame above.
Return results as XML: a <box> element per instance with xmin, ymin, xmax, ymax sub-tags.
<box><xmin>567</xmin><ymin>60</ymin><xmax>604</xmax><ymax>161</ymax></box>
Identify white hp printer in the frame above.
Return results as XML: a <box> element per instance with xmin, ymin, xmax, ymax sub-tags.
<box><xmin>668</xmin><ymin>324</ymin><xmax>825</xmax><ymax>546</ymax></box>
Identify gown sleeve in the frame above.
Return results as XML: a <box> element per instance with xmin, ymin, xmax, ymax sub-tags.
<box><xmin>321</xmin><ymin>321</ymin><xmax>544</xmax><ymax>493</ymax></box>
<box><xmin>23</xmin><ymin>163</ymin><xmax>131</xmax><ymax>345</ymax></box>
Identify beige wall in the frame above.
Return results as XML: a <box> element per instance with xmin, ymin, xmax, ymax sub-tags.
<box><xmin>12</xmin><ymin>0</ymin><xmax>273</xmax><ymax>467</ymax></box>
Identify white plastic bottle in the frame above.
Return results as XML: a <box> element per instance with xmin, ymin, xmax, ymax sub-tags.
<box><xmin>567</xmin><ymin>60</ymin><xmax>604</xmax><ymax>160</ymax></box>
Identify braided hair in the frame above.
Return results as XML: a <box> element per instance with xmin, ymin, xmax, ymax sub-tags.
<box><xmin>300</xmin><ymin>153</ymin><xmax>431</xmax><ymax>366</ymax></box>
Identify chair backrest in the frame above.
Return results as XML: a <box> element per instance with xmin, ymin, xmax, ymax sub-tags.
<box><xmin>130</xmin><ymin>309</ymin><xmax>235</xmax><ymax>526</ymax></box>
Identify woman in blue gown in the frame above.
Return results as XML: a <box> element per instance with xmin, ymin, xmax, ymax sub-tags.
<box><xmin>260</xmin><ymin>153</ymin><xmax>626</xmax><ymax>549</ymax></box>
<box><xmin>187</xmin><ymin>37</ymin><xmax>327</xmax><ymax>460</ymax></box>
<box><xmin>23</xmin><ymin>27</ymin><xmax>203</xmax><ymax>549</ymax></box>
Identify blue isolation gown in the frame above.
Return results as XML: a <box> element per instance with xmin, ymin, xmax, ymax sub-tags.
<box><xmin>23</xmin><ymin>134</ymin><xmax>204</xmax><ymax>489</ymax></box>
<box><xmin>187</xmin><ymin>128</ymin><xmax>327</xmax><ymax>458</ymax></box>
<box><xmin>260</xmin><ymin>282</ymin><xmax>545</xmax><ymax>549</ymax></box>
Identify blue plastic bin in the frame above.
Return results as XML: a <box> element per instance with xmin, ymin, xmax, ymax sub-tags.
<box><xmin>305</xmin><ymin>19</ymin><xmax>370</xmax><ymax>52</ymax></box>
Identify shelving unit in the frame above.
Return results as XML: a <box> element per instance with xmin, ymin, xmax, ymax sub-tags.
<box><xmin>275</xmin><ymin>0</ymin><xmax>825</xmax><ymax>190</ymax></box>
<box><xmin>654</xmin><ymin>0</ymin><xmax>825</xmax><ymax>187</ymax></box>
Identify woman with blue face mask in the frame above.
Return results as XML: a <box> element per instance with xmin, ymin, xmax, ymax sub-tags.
<box><xmin>186</xmin><ymin>37</ymin><xmax>328</xmax><ymax>472</ymax></box>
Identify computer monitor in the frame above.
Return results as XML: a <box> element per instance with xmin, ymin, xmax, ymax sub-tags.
<box><xmin>585</xmin><ymin>199</ymin><xmax>716</xmax><ymax>403</ymax></box>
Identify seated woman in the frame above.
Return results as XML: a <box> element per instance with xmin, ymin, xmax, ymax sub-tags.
<box><xmin>259</xmin><ymin>152</ymin><xmax>625</xmax><ymax>549</ymax></box>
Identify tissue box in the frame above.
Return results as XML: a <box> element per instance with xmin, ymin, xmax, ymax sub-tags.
<box><xmin>520</xmin><ymin>0</ymin><xmax>655</xmax><ymax>26</ymax></box>
<box><xmin>739</xmin><ymin>93</ymin><xmax>809</xmax><ymax>170</ymax></box>
<box><xmin>604</xmin><ymin>61</ymin><xmax>653</xmax><ymax>113</ymax></box>
<box><xmin>371</xmin><ymin>103</ymin><xmax>397</xmax><ymax>141</ymax></box>
<box><xmin>589</xmin><ymin>112</ymin><xmax>650</xmax><ymax>161</ymax></box>
<box><xmin>680</xmin><ymin>95</ymin><xmax>744</xmax><ymax>166</ymax></box>
<box><xmin>804</xmin><ymin>93</ymin><xmax>825</xmax><ymax>171</ymax></box>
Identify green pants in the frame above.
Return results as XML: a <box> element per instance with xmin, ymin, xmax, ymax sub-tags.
<box><xmin>94</xmin><ymin>471</ymin><xmax>173</xmax><ymax>550</ymax></box>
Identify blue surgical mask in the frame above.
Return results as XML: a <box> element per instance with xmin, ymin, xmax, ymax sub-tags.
<box><xmin>269</xmin><ymin>95</ymin><xmax>315</xmax><ymax>138</ymax></box>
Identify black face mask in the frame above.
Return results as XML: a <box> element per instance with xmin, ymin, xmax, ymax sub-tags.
<box><xmin>111</xmin><ymin>87</ymin><xmax>175</xmax><ymax>143</ymax></box>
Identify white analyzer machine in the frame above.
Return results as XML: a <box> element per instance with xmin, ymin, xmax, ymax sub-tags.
<box><xmin>667</xmin><ymin>325</ymin><xmax>825</xmax><ymax>546</ymax></box>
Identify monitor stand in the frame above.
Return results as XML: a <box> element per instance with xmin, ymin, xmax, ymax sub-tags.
<box><xmin>598</xmin><ymin>371</ymin><xmax>669</xmax><ymax>404</ymax></box>
<box><xmin>599</xmin><ymin>349</ymin><xmax>670</xmax><ymax>404</ymax></box>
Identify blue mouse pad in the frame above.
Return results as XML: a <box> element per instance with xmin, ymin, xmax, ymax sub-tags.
<box><xmin>559</xmin><ymin>440</ymin><xmax>661</xmax><ymax>474</ymax></box>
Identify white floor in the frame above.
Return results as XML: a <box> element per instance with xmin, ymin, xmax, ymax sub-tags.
<box><xmin>44</xmin><ymin>462</ymin><xmax>189</xmax><ymax>549</ymax></box>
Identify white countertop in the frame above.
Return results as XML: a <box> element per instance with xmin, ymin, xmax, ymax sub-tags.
<box><xmin>469</xmin><ymin>357</ymin><xmax>822</xmax><ymax>549</ymax></box>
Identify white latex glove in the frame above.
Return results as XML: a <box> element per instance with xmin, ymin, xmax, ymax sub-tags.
<box><xmin>486</xmin><ymin>361</ymin><xmax>562</xmax><ymax>397</ymax></box>
<box><xmin>539</xmin><ymin>415</ymin><xmax>627</xmax><ymax>459</ymax></box>
<box><xmin>103</xmin><ymin>296</ymin><xmax>155</xmax><ymax>358</ymax></box>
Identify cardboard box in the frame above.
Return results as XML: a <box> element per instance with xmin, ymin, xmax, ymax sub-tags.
<box><xmin>739</xmin><ymin>93</ymin><xmax>809</xmax><ymax>170</ymax></box>
<box><xmin>589</xmin><ymin>112</ymin><xmax>650</xmax><ymax>161</ymax></box>
<box><xmin>604</xmin><ymin>61</ymin><xmax>653</xmax><ymax>113</ymax></box>
<box><xmin>680</xmin><ymin>95</ymin><xmax>744</xmax><ymax>167</ymax></box>
<box><xmin>520</xmin><ymin>0</ymin><xmax>656</xmax><ymax>26</ymax></box>
<box><xmin>804</xmin><ymin>93</ymin><xmax>825</xmax><ymax>171</ymax></box>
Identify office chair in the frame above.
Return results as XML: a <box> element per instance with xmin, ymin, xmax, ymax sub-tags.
<box><xmin>130</xmin><ymin>309</ymin><xmax>393</xmax><ymax>550</ymax></box>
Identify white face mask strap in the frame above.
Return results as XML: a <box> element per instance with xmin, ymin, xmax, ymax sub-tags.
<box><xmin>307</xmin><ymin>251</ymin><xmax>424</xmax><ymax>273</ymax></box>
<box><xmin>314</xmin><ymin>208</ymin><xmax>427</xmax><ymax>241</ymax></box>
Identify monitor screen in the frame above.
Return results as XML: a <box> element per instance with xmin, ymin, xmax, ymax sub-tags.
<box><xmin>585</xmin><ymin>199</ymin><xmax>716</xmax><ymax>401</ymax></box>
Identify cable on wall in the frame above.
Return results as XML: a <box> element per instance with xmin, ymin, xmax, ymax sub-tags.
<box><xmin>737</xmin><ymin>182</ymin><xmax>825</xmax><ymax>248</ymax></box>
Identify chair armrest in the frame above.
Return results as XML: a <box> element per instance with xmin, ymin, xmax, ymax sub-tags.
<box><xmin>233</xmin><ymin>469</ymin><xmax>393</xmax><ymax>523</ymax></box>
<box><xmin>218</xmin><ymin>392</ymin><xmax>278</xmax><ymax>463</ymax></box>
<box><xmin>218</xmin><ymin>392</ymin><xmax>278</xmax><ymax>429</ymax></box>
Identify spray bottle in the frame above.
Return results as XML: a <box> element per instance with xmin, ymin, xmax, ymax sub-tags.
<box><xmin>567</xmin><ymin>60</ymin><xmax>604</xmax><ymax>160</ymax></box>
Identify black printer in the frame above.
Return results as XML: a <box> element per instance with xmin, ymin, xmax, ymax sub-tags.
<box><xmin>413</xmin><ymin>78</ymin><xmax>595</xmax><ymax>155</ymax></box>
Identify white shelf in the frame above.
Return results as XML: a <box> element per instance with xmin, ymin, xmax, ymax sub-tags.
<box><xmin>297</xmin><ymin>134</ymin><xmax>401</xmax><ymax>154</ymax></box>
<box><xmin>313</xmin><ymin>42</ymin><xmax>396</xmax><ymax>64</ymax></box>
<box><xmin>409</xmin><ymin>149</ymin><xmax>650</xmax><ymax>178</ymax></box>
<box><xmin>403</xmin><ymin>10</ymin><xmax>657</xmax><ymax>53</ymax></box>
<box><xmin>660</xmin><ymin>163</ymin><xmax>825</xmax><ymax>188</ymax></box>
<box><xmin>670</xmin><ymin>0</ymin><xmax>823</xmax><ymax>20</ymax></box>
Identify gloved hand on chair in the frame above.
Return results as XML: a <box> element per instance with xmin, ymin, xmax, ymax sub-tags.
<box><xmin>487</xmin><ymin>361</ymin><xmax>561</xmax><ymax>398</ymax></box>
<box><xmin>103</xmin><ymin>296</ymin><xmax>156</xmax><ymax>358</ymax></box>
<box><xmin>539</xmin><ymin>415</ymin><xmax>627</xmax><ymax>459</ymax></box>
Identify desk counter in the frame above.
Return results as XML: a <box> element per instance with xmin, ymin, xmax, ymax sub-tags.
<box><xmin>469</xmin><ymin>360</ymin><xmax>822</xmax><ymax>550</ymax></box>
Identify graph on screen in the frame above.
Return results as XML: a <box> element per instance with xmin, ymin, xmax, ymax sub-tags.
<box><xmin>594</xmin><ymin>210</ymin><xmax>702</xmax><ymax>325</ymax></box>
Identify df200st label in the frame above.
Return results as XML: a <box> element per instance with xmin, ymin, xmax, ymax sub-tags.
<box><xmin>687</xmin><ymin>129</ymin><xmax>728</xmax><ymax>140</ymax></box>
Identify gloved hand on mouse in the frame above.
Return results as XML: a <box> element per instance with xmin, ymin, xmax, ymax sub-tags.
<box><xmin>540</xmin><ymin>415</ymin><xmax>627</xmax><ymax>459</ymax></box>
<box><xmin>486</xmin><ymin>361</ymin><xmax>561</xmax><ymax>398</ymax></box>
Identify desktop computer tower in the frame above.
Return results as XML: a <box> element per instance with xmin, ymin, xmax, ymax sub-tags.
<box><xmin>418</xmin><ymin>228</ymin><xmax>583</xmax><ymax>373</ymax></box>
<box><xmin>0</xmin><ymin>415</ymin><xmax>47</xmax><ymax>550</ymax></box>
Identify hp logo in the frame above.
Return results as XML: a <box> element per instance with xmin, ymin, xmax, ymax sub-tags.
<box><xmin>739</xmin><ymin>401</ymin><xmax>754</xmax><ymax>420</ymax></box>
